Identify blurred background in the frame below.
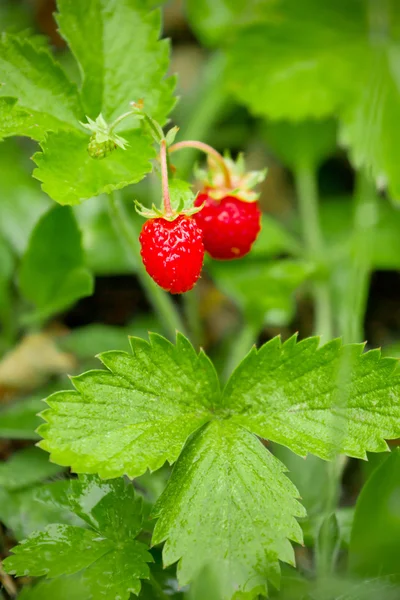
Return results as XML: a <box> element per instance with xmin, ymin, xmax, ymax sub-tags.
<box><xmin>1</xmin><ymin>0</ymin><xmax>400</xmax><ymax>598</ymax></box>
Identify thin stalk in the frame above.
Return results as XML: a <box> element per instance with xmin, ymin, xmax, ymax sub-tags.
<box><xmin>169</xmin><ymin>140</ymin><xmax>232</xmax><ymax>189</ymax></box>
<box><xmin>160</xmin><ymin>140</ymin><xmax>173</xmax><ymax>217</ymax></box>
<box><xmin>108</xmin><ymin>192</ymin><xmax>186</xmax><ymax>339</ymax></box>
<box><xmin>340</xmin><ymin>171</ymin><xmax>378</xmax><ymax>343</ymax></box>
<box><xmin>294</xmin><ymin>164</ymin><xmax>333</xmax><ymax>341</ymax></box>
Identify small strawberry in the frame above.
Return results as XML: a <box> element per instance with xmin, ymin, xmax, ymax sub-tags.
<box><xmin>194</xmin><ymin>193</ymin><xmax>261</xmax><ymax>259</ymax></box>
<box><xmin>139</xmin><ymin>215</ymin><xmax>204</xmax><ymax>294</ymax></box>
<box><xmin>193</xmin><ymin>154</ymin><xmax>266</xmax><ymax>260</ymax></box>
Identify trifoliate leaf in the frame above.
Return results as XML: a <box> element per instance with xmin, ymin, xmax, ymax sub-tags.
<box><xmin>223</xmin><ymin>335</ymin><xmax>400</xmax><ymax>460</ymax></box>
<box><xmin>19</xmin><ymin>205</ymin><xmax>94</xmax><ymax>321</ymax></box>
<box><xmin>33</xmin><ymin>129</ymin><xmax>155</xmax><ymax>205</ymax></box>
<box><xmin>225</xmin><ymin>0</ymin><xmax>400</xmax><ymax>198</ymax></box>
<box><xmin>56</xmin><ymin>0</ymin><xmax>175</xmax><ymax>123</ymax></box>
<box><xmin>0</xmin><ymin>34</ymin><xmax>81</xmax><ymax>136</ymax></box>
<box><xmin>349</xmin><ymin>448</ymin><xmax>400</xmax><ymax>580</ymax></box>
<box><xmin>4</xmin><ymin>476</ymin><xmax>152</xmax><ymax>599</ymax></box>
<box><xmin>38</xmin><ymin>334</ymin><xmax>219</xmax><ymax>478</ymax></box>
<box><xmin>153</xmin><ymin>420</ymin><xmax>305</xmax><ymax>599</ymax></box>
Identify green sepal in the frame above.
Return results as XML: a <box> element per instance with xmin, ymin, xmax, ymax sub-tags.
<box><xmin>80</xmin><ymin>114</ymin><xmax>129</xmax><ymax>160</ymax></box>
<box><xmin>134</xmin><ymin>178</ymin><xmax>203</xmax><ymax>221</ymax></box>
<box><xmin>195</xmin><ymin>152</ymin><xmax>267</xmax><ymax>202</ymax></box>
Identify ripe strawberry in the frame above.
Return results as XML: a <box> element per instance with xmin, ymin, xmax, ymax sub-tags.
<box><xmin>194</xmin><ymin>193</ymin><xmax>261</xmax><ymax>259</ymax></box>
<box><xmin>139</xmin><ymin>215</ymin><xmax>204</xmax><ymax>294</ymax></box>
<box><xmin>194</xmin><ymin>193</ymin><xmax>261</xmax><ymax>260</ymax></box>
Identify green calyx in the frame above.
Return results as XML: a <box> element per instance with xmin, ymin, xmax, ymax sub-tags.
<box><xmin>81</xmin><ymin>114</ymin><xmax>129</xmax><ymax>160</ymax></box>
<box><xmin>134</xmin><ymin>178</ymin><xmax>204</xmax><ymax>222</ymax></box>
<box><xmin>196</xmin><ymin>152</ymin><xmax>267</xmax><ymax>202</ymax></box>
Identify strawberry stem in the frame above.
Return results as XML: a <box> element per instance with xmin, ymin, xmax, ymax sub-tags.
<box><xmin>160</xmin><ymin>139</ymin><xmax>173</xmax><ymax>217</ymax></box>
<box><xmin>169</xmin><ymin>140</ymin><xmax>232</xmax><ymax>189</ymax></box>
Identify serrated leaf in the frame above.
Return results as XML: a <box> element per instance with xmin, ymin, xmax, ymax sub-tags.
<box><xmin>349</xmin><ymin>448</ymin><xmax>400</xmax><ymax>580</ymax></box>
<box><xmin>33</xmin><ymin>129</ymin><xmax>155</xmax><ymax>205</ymax></box>
<box><xmin>0</xmin><ymin>34</ymin><xmax>82</xmax><ymax>136</ymax></box>
<box><xmin>38</xmin><ymin>334</ymin><xmax>219</xmax><ymax>478</ymax></box>
<box><xmin>19</xmin><ymin>205</ymin><xmax>93</xmax><ymax>320</ymax></box>
<box><xmin>4</xmin><ymin>476</ymin><xmax>152</xmax><ymax>599</ymax></box>
<box><xmin>153</xmin><ymin>420</ymin><xmax>305</xmax><ymax>599</ymax></box>
<box><xmin>56</xmin><ymin>0</ymin><xmax>175</xmax><ymax>123</ymax></box>
<box><xmin>223</xmin><ymin>335</ymin><xmax>400</xmax><ymax>460</ymax></box>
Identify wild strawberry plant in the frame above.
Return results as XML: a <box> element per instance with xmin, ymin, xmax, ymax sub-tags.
<box><xmin>1</xmin><ymin>1</ymin><xmax>400</xmax><ymax>599</ymax></box>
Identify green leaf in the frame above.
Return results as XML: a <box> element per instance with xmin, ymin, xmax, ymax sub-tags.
<box><xmin>4</xmin><ymin>476</ymin><xmax>152</xmax><ymax>599</ymax></box>
<box><xmin>223</xmin><ymin>335</ymin><xmax>400</xmax><ymax>460</ymax></box>
<box><xmin>210</xmin><ymin>259</ymin><xmax>312</xmax><ymax>328</ymax></box>
<box><xmin>0</xmin><ymin>138</ymin><xmax>49</xmax><ymax>255</ymax></box>
<box><xmin>185</xmin><ymin>0</ymin><xmax>266</xmax><ymax>46</ymax></box>
<box><xmin>0</xmin><ymin>34</ymin><xmax>82</xmax><ymax>137</ymax></box>
<box><xmin>0</xmin><ymin>447</ymin><xmax>63</xmax><ymax>490</ymax></box>
<box><xmin>74</xmin><ymin>196</ymin><xmax>135</xmax><ymax>275</ymax></box>
<box><xmin>0</xmin><ymin>97</ymin><xmax>45</xmax><ymax>141</ymax></box>
<box><xmin>224</xmin><ymin>0</ymin><xmax>400</xmax><ymax>198</ymax></box>
<box><xmin>349</xmin><ymin>448</ymin><xmax>400</xmax><ymax>580</ymax></box>
<box><xmin>153</xmin><ymin>420</ymin><xmax>305</xmax><ymax>599</ymax></box>
<box><xmin>38</xmin><ymin>334</ymin><xmax>219</xmax><ymax>478</ymax></box>
<box><xmin>19</xmin><ymin>205</ymin><xmax>94</xmax><ymax>321</ymax></box>
<box><xmin>56</xmin><ymin>0</ymin><xmax>175</xmax><ymax>123</ymax></box>
<box><xmin>33</xmin><ymin>129</ymin><xmax>155</xmax><ymax>205</ymax></box>
<box><xmin>0</xmin><ymin>396</ymin><xmax>44</xmax><ymax>439</ymax></box>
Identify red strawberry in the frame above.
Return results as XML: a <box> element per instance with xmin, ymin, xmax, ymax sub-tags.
<box><xmin>139</xmin><ymin>215</ymin><xmax>204</xmax><ymax>294</ymax></box>
<box><xmin>194</xmin><ymin>193</ymin><xmax>261</xmax><ymax>260</ymax></box>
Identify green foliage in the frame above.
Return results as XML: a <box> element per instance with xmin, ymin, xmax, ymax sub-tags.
<box><xmin>220</xmin><ymin>0</ymin><xmax>400</xmax><ymax>197</ymax></box>
<box><xmin>153</xmin><ymin>420</ymin><xmax>304</xmax><ymax>599</ymax></box>
<box><xmin>19</xmin><ymin>205</ymin><xmax>93</xmax><ymax>322</ymax></box>
<box><xmin>4</xmin><ymin>476</ymin><xmax>153</xmax><ymax>599</ymax></box>
<box><xmin>36</xmin><ymin>333</ymin><xmax>400</xmax><ymax>596</ymax></box>
<box><xmin>38</xmin><ymin>333</ymin><xmax>219</xmax><ymax>478</ymax></box>
<box><xmin>0</xmin><ymin>395</ymin><xmax>46</xmax><ymax>439</ymax></box>
<box><xmin>0</xmin><ymin>0</ymin><xmax>176</xmax><ymax>204</ymax></box>
<box><xmin>349</xmin><ymin>448</ymin><xmax>400</xmax><ymax>580</ymax></box>
<box><xmin>18</xmin><ymin>574</ymin><xmax>89</xmax><ymax>600</ymax></box>
<box><xmin>224</xmin><ymin>336</ymin><xmax>400</xmax><ymax>460</ymax></box>
<box><xmin>0</xmin><ymin>447</ymin><xmax>72</xmax><ymax>540</ymax></box>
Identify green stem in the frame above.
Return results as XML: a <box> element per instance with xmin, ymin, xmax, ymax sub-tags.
<box><xmin>169</xmin><ymin>140</ymin><xmax>232</xmax><ymax>188</ymax></box>
<box><xmin>295</xmin><ymin>164</ymin><xmax>333</xmax><ymax>341</ymax></box>
<box><xmin>148</xmin><ymin>574</ymin><xmax>168</xmax><ymax>600</ymax></box>
<box><xmin>339</xmin><ymin>171</ymin><xmax>378</xmax><ymax>343</ymax></box>
<box><xmin>108</xmin><ymin>192</ymin><xmax>186</xmax><ymax>339</ymax></box>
